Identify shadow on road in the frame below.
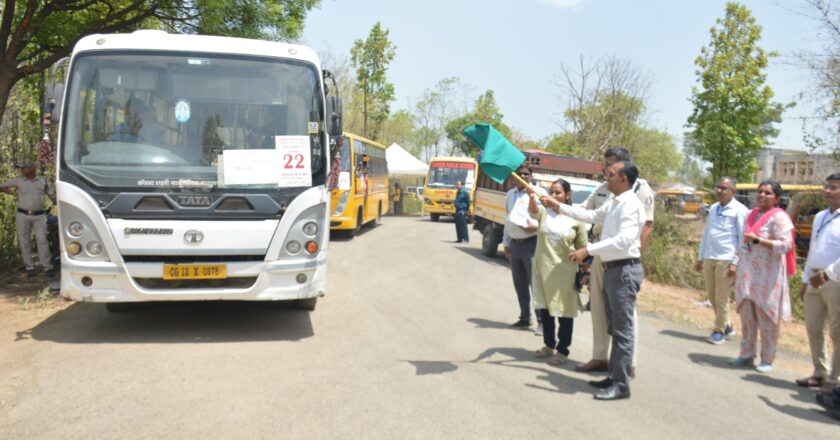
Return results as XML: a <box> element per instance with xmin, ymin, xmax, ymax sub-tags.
<box><xmin>469</xmin><ymin>346</ymin><xmax>591</xmax><ymax>395</ymax></box>
<box><xmin>405</xmin><ymin>360</ymin><xmax>459</xmax><ymax>375</ymax></box>
<box><xmin>452</xmin><ymin>246</ymin><xmax>509</xmax><ymax>268</ymax></box>
<box><xmin>16</xmin><ymin>301</ymin><xmax>314</xmax><ymax>344</ymax></box>
<box><xmin>660</xmin><ymin>329</ymin><xmax>708</xmax><ymax>343</ymax></box>
<box><xmin>756</xmin><ymin>395</ymin><xmax>838</xmax><ymax>426</ymax></box>
<box><xmin>687</xmin><ymin>352</ymin><xmax>732</xmax><ymax>369</ymax></box>
<box><xmin>466</xmin><ymin>317</ymin><xmax>514</xmax><ymax>330</ymax></box>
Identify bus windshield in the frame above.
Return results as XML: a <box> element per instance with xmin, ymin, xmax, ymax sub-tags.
<box><xmin>427</xmin><ymin>161</ymin><xmax>476</xmax><ymax>189</ymax></box>
<box><xmin>62</xmin><ymin>52</ymin><xmax>326</xmax><ymax>191</ymax></box>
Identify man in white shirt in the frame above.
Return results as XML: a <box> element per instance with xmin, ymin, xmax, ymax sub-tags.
<box><xmin>560</xmin><ymin>161</ymin><xmax>646</xmax><ymax>401</ymax></box>
<box><xmin>576</xmin><ymin>147</ymin><xmax>654</xmax><ymax>376</ymax></box>
<box><xmin>797</xmin><ymin>172</ymin><xmax>840</xmax><ymax>393</ymax></box>
<box><xmin>695</xmin><ymin>177</ymin><xmax>749</xmax><ymax>345</ymax></box>
<box><xmin>503</xmin><ymin>162</ymin><xmax>547</xmax><ymax>329</ymax></box>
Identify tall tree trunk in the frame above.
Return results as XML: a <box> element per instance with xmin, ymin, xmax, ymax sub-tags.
<box><xmin>363</xmin><ymin>78</ymin><xmax>368</xmax><ymax>138</ymax></box>
<box><xmin>0</xmin><ymin>68</ymin><xmax>22</xmax><ymax>131</ymax></box>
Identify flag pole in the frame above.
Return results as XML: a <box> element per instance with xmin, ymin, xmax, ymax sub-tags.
<box><xmin>510</xmin><ymin>171</ymin><xmax>530</xmax><ymax>187</ymax></box>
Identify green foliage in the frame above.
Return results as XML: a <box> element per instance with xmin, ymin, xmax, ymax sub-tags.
<box><xmin>628</xmin><ymin>127</ymin><xmax>682</xmax><ymax>186</ymax></box>
<box><xmin>685</xmin><ymin>2</ymin><xmax>784</xmax><ymax>183</ymax></box>
<box><xmin>185</xmin><ymin>0</ymin><xmax>320</xmax><ymax>40</ymax></box>
<box><xmin>642</xmin><ymin>210</ymin><xmax>705</xmax><ymax>291</ymax></box>
<box><xmin>351</xmin><ymin>22</ymin><xmax>397</xmax><ymax>140</ymax></box>
<box><xmin>445</xmin><ymin>90</ymin><xmax>511</xmax><ymax>156</ymax></box>
<box><xmin>412</xmin><ymin>77</ymin><xmax>463</xmax><ymax>160</ymax></box>
<box><xmin>541</xmin><ymin>132</ymin><xmax>578</xmax><ymax>156</ymax></box>
<box><xmin>677</xmin><ymin>157</ymin><xmax>708</xmax><ymax>188</ymax></box>
<box><xmin>378</xmin><ymin>109</ymin><xmax>416</xmax><ymax>148</ymax></box>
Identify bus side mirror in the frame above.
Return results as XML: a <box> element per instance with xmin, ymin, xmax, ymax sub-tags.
<box><xmin>326</xmin><ymin>96</ymin><xmax>343</xmax><ymax>137</ymax></box>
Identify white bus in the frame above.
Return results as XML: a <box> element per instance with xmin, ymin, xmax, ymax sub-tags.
<box><xmin>54</xmin><ymin>31</ymin><xmax>342</xmax><ymax>311</ymax></box>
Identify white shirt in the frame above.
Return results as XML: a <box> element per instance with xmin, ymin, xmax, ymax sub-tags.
<box><xmin>558</xmin><ymin>188</ymin><xmax>646</xmax><ymax>262</ymax></box>
<box><xmin>826</xmin><ymin>256</ymin><xmax>840</xmax><ymax>282</ymax></box>
<box><xmin>583</xmin><ymin>178</ymin><xmax>654</xmax><ymax>241</ymax></box>
<box><xmin>697</xmin><ymin>198</ymin><xmax>749</xmax><ymax>265</ymax></box>
<box><xmin>803</xmin><ymin>208</ymin><xmax>840</xmax><ymax>279</ymax></box>
<box><xmin>503</xmin><ymin>186</ymin><xmax>547</xmax><ymax>246</ymax></box>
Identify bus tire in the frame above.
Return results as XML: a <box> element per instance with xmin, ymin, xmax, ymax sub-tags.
<box><xmin>106</xmin><ymin>303</ymin><xmax>132</xmax><ymax>313</ymax></box>
<box><xmin>482</xmin><ymin>223</ymin><xmax>499</xmax><ymax>258</ymax></box>
<box><xmin>430</xmin><ymin>213</ymin><xmax>440</xmax><ymax>222</ymax></box>
<box><xmin>296</xmin><ymin>297</ymin><xmax>317</xmax><ymax>310</ymax></box>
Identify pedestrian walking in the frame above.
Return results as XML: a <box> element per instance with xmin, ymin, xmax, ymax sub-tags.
<box><xmin>453</xmin><ymin>181</ymin><xmax>470</xmax><ymax>243</ymax></box>
<box><xmin>695</xmin><ymin>177</ymin><xmax>749</xmax><ymax>344</ymax></box>
<box><xmin>797</xmin><ymin>172</ymin><xmax>840</xmax><ymax>391</ymax></box>
<box><xmin>526</xmin><ymin>178</ymin><xmax>588</xmax><ymax>366</ymax></box>
<box><xmin>558</xmin><ymin>161</ymin><xmax>646</xmax><ymax>400</ymax></box>
<box><xmin>728</xmin><ymin>180</ymin><xmax>795</xmax><ymax>374</ymax></box>
<box><xmin>0</xmin><ymin>161</ymin><xmax>57</xmax><ymax>277</ymax></box>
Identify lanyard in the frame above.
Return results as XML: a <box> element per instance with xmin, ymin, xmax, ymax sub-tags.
<box><xmin>816</xmin><ymin>211</ymin><xmax>840</xmax><ymax>239</ymax></box>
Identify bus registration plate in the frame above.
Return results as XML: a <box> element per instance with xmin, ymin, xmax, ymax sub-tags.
<box><xmin>163</xmin><ymin>264</ymin><xmax>227</xmax><ymax>280</ymax></box>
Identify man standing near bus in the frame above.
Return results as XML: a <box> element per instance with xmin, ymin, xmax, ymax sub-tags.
<box><xmin>504</xmin><ymin>162</ymin><xmax>547</xmax><ymax>330</ymax></box>
<box><xmin>392</xmin><ymin>183</ymin><xmax>403</xmax><ymax>216</ymax></box>
<box><xmin>454</xmin><ymin>180</ymin><xmax>470</xmax><ymax>243</ymax></box>
<box><xmin>0</xmin><ymin>161</ymin><xmax>56</xmax><ymax>278</ymax></box>
<box><xmin>695</xmin><ymin>177</ymin><xmax>748</xmax><ymax>345</ymax></box>
<box><xmin>575</xmin><ymin>147</ymin><xmax>654</xmax><ymax>376</ymax></box>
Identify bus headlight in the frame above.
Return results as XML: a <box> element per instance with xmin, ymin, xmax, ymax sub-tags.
<box><xmin>333</xmin><ymin>191</ymin><xmax>349</xmax><ymax>216</ymax></box>
<box><xmin>285</xmin><ymin>240</ymin><xmax>302</xmax><ymax>255</ymax></box>
<box><xmin>68</xmin><ymin>221</ymin><xmax>84</xmax><ymax>237</ymax></box>
<box><xmin>303</xmin><ymin>222</ymin><xmax>319</xmax><ymax>236</ymax></box>
<box><xmin>86</xmin><ymin>241</ymin><xmax>103</xmax><ymax>256</ymax></box>
<box><xmin>67</xmin><ymin>242</ymin><xmax>82</xmax><ymax>256</ymax></box>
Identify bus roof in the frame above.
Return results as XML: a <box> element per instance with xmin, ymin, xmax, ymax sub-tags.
<box><xmin>736</xmin><ymin>183</ymin><xmax>823</xmax><ymax>191</ymax></box>
<box><xmin>73</xmin><ymin>30</ymin><xmax>320</xmax><ymax>66</ymax></box>
<box><xmin>343</xmin><ymin>132</ymin><xmax>387</xmax><ymax>150</ymax></box>
<box><xmin>429</xmin><ymin>157</ymin><xmax>477</xmax><ymax>164</ymax></box>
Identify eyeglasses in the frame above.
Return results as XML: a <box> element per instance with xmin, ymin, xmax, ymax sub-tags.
<box><xmin>825</xmin><ymin>184</ymin><xmax>840</xmax><ymax>191</ymax></box>
<box><xmin>715</xmin><ymin>186</ymin><xmax>732</xmax><ymax>191</ymax></box>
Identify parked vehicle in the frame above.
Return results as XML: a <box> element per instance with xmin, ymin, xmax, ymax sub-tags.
<box><xmin>423</xmin><ymin>157</ymin><xmax>477</xmax><ymax>222</ymax></box>
<box><xmin>472</xmin><ymin>150</ymin><xmax>601</xmax><ymax>258</ymax></box>
<box><xmin>329</xmin><ymin>133</ymin><xmax>389</xmax><ymax>237</ymax></box>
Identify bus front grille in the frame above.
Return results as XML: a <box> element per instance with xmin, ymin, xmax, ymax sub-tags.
<box><xmin>133</xmin><ymin>277</ymin><xmax>258</xmax><ymax>290</ymax></box>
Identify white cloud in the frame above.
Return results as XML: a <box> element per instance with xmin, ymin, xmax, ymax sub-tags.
<box><xmin>534</xmin><ymin>0</ymin><xmax>586</xmax><ymax>9</ymax></box>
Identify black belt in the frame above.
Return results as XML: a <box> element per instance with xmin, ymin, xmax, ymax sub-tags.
<box><xmin>17</xmin><ymin>208</ymin><xmax>46</xmax><ymax>216</ymax></box>
<box><xmin>603</xmin><ymin>258</ymin><xmax>641</xmax><ymax>269</ymax></box>
<box><xmin>510</xmin><ymin>236</ymin><xmax>536</xmax><ymax>244</ymax></box>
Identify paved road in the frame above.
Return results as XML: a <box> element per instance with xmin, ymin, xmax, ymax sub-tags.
<box><xmin>0</xmin><ymin>216</ymin><xmax>837</xmax><ymax>438</ymax></box>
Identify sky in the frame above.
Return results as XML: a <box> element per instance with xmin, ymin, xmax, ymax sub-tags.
<box><xmin>301</xmin><ymin>0</ymin><xmax>825</xmax><ymax>152</ymax></box>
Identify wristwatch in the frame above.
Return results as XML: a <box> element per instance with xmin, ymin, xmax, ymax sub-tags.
<box><xmin>752</xmin><ymin>238</ymin><xmax>760</xmax><ymax>245</ymax></box>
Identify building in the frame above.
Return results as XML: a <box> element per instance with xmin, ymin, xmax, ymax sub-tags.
<box><xmin>755</xmin><ymin>148</ymin><xmax>839</xmax><ymax>184</ymax></box>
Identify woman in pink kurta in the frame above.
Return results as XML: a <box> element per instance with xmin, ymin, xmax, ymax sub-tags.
<box><xmin>729</xmin><ymin>181</ymin><xmax>794</xmax><ymax>373</ymax></box>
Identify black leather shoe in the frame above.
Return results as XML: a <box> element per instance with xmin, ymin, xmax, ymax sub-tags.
<box><xmin>594</xmin><ymin>384</ymin><xmax>630</xmax><ymax>401</ymax></box>
<box><xmin>588</xmin><ymin>377</ymin><xmax>614</xmax><ymax>388</ymax></box>
<box><xmin>509</xmin><ymin>320</ymin><xmax>532</xmax><ymax>329</ymax></box>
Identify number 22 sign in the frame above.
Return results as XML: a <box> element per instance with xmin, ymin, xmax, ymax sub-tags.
<box><xmin>275</xmin><ymin>136</ymin><xmax>312</xmax><ymax>187</ymax></box>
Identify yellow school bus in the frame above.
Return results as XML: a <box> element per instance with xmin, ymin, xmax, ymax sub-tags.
<box><xmin>329</xmin><ymin>133</ymin><xmax>389</xmax><ymax>238</ymax></box>
<box><xmin>656</xmin><ymin>188</ymin><xmax>707</xmax><ymax>214</ymax></box>
<box><xmin>423</xmin><ymin>157</ymin><xmax>478</xmax><ymax>222</ymax></box>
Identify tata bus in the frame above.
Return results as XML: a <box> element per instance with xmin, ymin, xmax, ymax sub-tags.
<box><xmin>423</xmin><ymin>157</ymin><xmax>478</xmax><ymax>222</ymax></box>
<box><xmin>329</xmin><ymin>133</ymin><xmax>389</xmax><ymax>237</ymax></box>
<box><xmin>54</xmin><ymin>30</ymin><xmax>342</xmax><ymax>311</ymax></box>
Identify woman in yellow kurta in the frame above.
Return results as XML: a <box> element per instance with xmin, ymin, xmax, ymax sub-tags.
<box><xmin>527</xmin><ymin>178</ymin><xmax>588</xmax><ymax>365</ymax></box>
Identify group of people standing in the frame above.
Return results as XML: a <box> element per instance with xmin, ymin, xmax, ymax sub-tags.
<box><xmin>694</xmin><ymin>172</ymin><xmax>840</xmax><ymax>419</ymax></box>
<box><xmin>502</xmin><ymin>147</ymin><xmax>654</xmax><ymax>401</ymax></box>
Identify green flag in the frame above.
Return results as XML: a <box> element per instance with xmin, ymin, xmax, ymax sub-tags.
<box><xmin>463</xmin><ymin>123</ymin><xmax>526</xmax><ymax>184</ymax></box>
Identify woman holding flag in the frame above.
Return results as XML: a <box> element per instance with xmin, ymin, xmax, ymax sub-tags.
<box><xmin>728</xmin><ymin>180</ymin><xmax>795</xmax><ymax>374</ymax></box>
<box><xmin>526</xmin><ymin>178</ymin><xmax>588</xmax><ymax>365</ymax></box>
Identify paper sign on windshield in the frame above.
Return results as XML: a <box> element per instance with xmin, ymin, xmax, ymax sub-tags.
<box><xmin>223</xmin><ymin>149</ymin><xmax>282</xmax><ymax>186</ymax></box>
<box><xmin>275</xmin><ymin>136</ymin><xmax>312</xmax><ymax>187</ymax></box>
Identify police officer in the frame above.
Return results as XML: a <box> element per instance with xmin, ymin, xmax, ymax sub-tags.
<box><xmin>0</xmin><ymin>161</ymin><xmax>56</xmax><ymax>277</ymax></box>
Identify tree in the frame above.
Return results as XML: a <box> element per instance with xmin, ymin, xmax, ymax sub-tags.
<box><xmin>685</xmin><ymin>2</ymin><xmax>784</xmax><ymax>183</ymax></box>
<box><xmin>445</xmin><ymin>90</ymin><xmax>512</xmax><ymax>157</ymax></box>
<box><xmin>0</xmin><ymin>0</ymin><xmax>322</xmax><ymax>129</ymax></box>
<box><xmin>676</xmin><ymin>156</ymin><xmax>708</xmax><ymax>188</ymax></box>
<box><xmin>411</xmin><ymin>76</ymin><xmax>463</xmax><ymax>161</ymax></box>
<box><xmin>378</xmin><ymin>109</ymin><xmax>416</xmax><ymax>150</ymax></box>
<box><xmin>541</xmin><ymin>132</ymin><xmax>577</xmax><ymax>156</ymax></box>
<box><xmin>627</xmin><ymin>127</ymin><xmax>682</xmax><ymax>186</ymax></box>
<box><xmin>797</xmin><ymin>0</ymin><xmax>840</xmax><ymax>157</ymax></box>
<box><xmin>350</xmin><ymin>22</ymin><xmax>396</xmax><ymax>140</ymax></box>
<box><xmin>554</xmin><ymin>56</ymin><xmax>651</xmax><ymax>161</ymax></box>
